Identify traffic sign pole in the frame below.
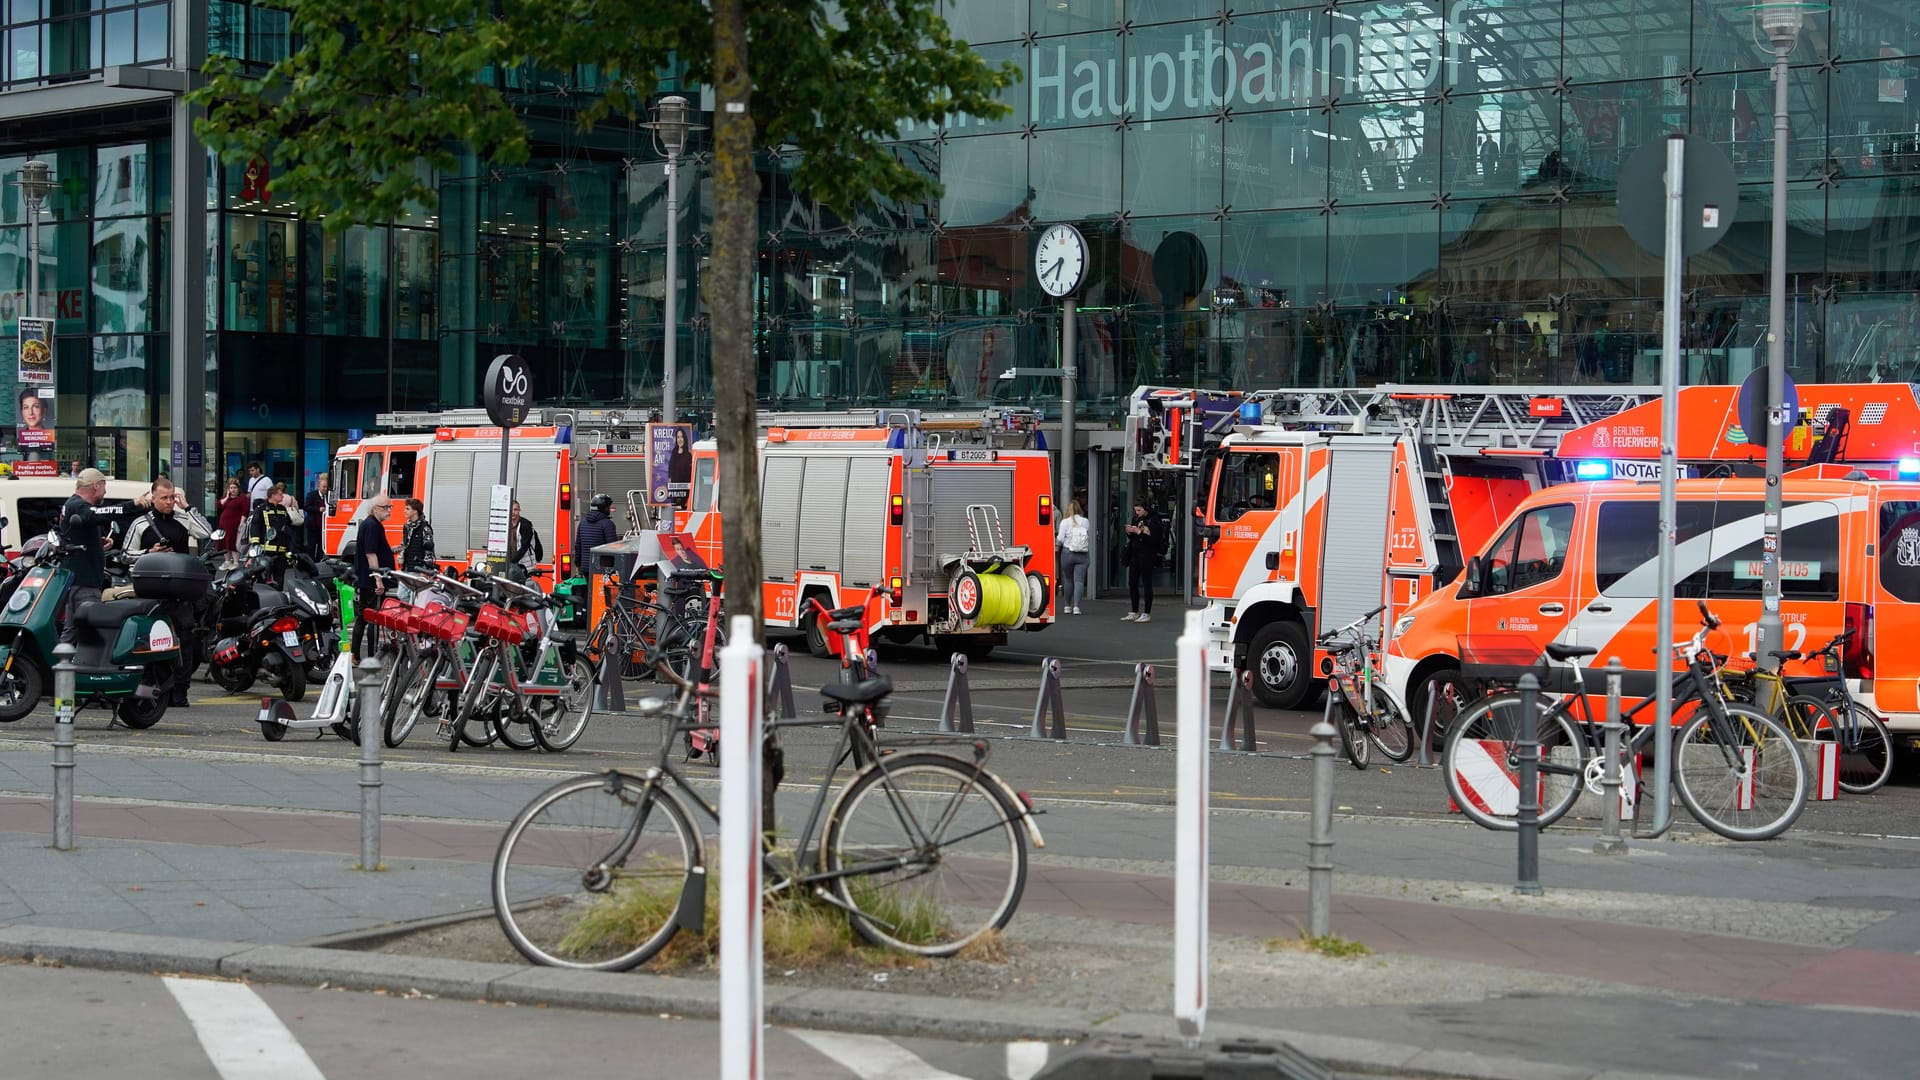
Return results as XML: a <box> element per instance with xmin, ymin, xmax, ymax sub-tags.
<box><xmin>1651</xmin><ymin>134</ymin><xmax>1685</xmax><ymax>838</ymax></box>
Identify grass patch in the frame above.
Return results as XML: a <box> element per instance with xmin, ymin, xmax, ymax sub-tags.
<box><xmin>1266</xmin><ymin>933</ymin><xmax>1372</xmax><ymax>959</ymax></box>
<box><xmin>552</xmin><ymin>866</ymin><xmax>994</xmax><ymax>972</ymax></box>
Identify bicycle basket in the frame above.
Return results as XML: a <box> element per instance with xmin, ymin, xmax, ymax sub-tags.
<box><xmin>401</xmin><ymin>602</ymin><xmax>445</xmax><ymax>637</ymax></box>
<box><xmin>364</xmin><ymin>597</ymin><xmax>412</xmax><ymax>632</ymax></box>
<box><xmin>420</xmin><ymin>608</ymin><xmax>471</xmax><ymax>643</ymax></box>
<box><xmin>1457</xmin><ymin>635</ymin><xmax>1600</xmax><ymax>694</ymax></box>
<box><xmin>474</xmin><ymin>603</ymin><xmax>527</xmax><ymax>645</ymax></box>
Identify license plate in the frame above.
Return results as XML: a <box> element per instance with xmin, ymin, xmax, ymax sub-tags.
<box><xmin>282</xmin><ymin>630</ymin><xmax>300</xmax><ymax>648</ymax></box>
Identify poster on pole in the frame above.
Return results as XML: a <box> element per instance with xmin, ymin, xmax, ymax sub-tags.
<box><xmin>13</xmin><ymin>317</ymin><xmax>56</xmax><ymax>477</ymax></box>
<box><xmin>17</xmin><ymin>317</ymin><xmax>52</xmax><ymax>384</ymax></box>
<box><xmin>485</xmin><ymin>482</ymin><xmax>513</xmax><ymax>571</ymax></box>
<box><xmin>647</xmin><ymin>422</ymin><xmax>694</xmax><ymax>507</ymax></box>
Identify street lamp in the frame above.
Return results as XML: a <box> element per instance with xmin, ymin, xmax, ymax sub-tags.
<box><xmin>15</xmin><ymin>159</ymin><xmax>54</xmax><ymax>320</ymax></box>
<box><xmin>1746</xmin><ymin>1</ymin><xmax>1824</xmax><ymax>670</ymax></box>
<box><xmin>641</xmin><ymin>95</ymin><xmax>704</xmax><ymax>426</ymax></box>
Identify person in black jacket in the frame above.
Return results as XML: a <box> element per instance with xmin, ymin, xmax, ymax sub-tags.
<box><xmin>352</xmin><ymin>495</ymin><xmax>395</xmax><ymax>659</ymax></box>
<box><xmin>572</xmin><ymin>493</ymin><xmax>620</xmax><ymax>578</ymax></box>
<box><xmin>303</xmin><ymin>473</ymin><xmax>330</xmax><ymax>557</ymax></box>
<box><xmin>59</xmin><ymin>469</ymin><xmax>150</xmax><ymax>642</ymax></box>
<box><xmin>1121</xmin><ymin>502</ymin><xmax>1163</xmax><ymax>623</ymax></box>
<box><xmin>507</xmin><ymin>500</ymin><xmax>543</xmax><ymax>570</ymax></box>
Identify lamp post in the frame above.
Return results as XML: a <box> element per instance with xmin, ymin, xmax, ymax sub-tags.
<box><xmin>1749</xmin><ymin>2</ymin><xmax>1822</xmax><ymax>670</ymax></box>
<box><xmin>16</xmin><ymin>160</ymin><xmax>53</xmax><ymax>320</ymax></box>
<box><xmin>642</xmin><ymin>95</ymin><xmax>703</xmax><ymax>426</ymax></box>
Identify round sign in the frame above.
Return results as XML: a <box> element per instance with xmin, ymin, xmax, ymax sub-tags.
<box><xmin>1618</xmin><ymin>135</ymin><xmax>1739</xmax><ymax>259</ymax></box>
<box><xmin>483</xmin><ymin>353</ymin><xmax>533</xmax><ymax>427</ymax></box>
<box><xmin>1738</xmin><ymin>367</ymin><xmax>1801</xmax><ymax>449</ymax></box>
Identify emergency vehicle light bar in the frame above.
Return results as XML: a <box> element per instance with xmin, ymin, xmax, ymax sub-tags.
<box><xmin>1899</xmin><ymin>458</ymin><xmax>1920</xmax><ymax>479</ymax></box>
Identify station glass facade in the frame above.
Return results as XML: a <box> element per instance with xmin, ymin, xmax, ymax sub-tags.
<box><xmin>3</xmin><ymin>0</ymin><xmax>1920</xmax><ymax>493</ymax></box>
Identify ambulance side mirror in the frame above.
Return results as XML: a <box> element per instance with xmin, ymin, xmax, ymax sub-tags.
<box><xmin>1459</xmin><ymin>555</ymin><xmax>1484</xmax><ymax>598</ymax></box>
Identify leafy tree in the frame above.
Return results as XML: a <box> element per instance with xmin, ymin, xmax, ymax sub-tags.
<box><xmin>194</xmin><ymin>0</ymin><xmax>1014</xmax><ymax>637</ymax></box>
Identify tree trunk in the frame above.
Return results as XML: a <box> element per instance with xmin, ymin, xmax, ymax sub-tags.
<box><xmin>708</xmin><ymin>0</ymin><xmax>762</xmax><ymax>643</ymax></box>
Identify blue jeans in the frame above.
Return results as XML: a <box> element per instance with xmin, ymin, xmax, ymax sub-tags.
<box><xmin>1058</xmin><ymin>550</ymin><xmax>1089</xmax><ymax>609</ymax></box>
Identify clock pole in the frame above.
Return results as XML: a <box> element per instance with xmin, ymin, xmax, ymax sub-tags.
<box><xmin>1060</xmin><ymin>296</ymin><xmax>1076</xmax><ymax>516</ymax></box>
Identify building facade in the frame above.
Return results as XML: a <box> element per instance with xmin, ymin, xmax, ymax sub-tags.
<box><xmin>3</xmin><ymin>2</ymin><xmax>1920</xmax><ymax>565</ymax></box>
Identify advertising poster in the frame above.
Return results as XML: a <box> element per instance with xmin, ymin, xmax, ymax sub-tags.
<box><xmin>646</xmin><ymin>422</ymin><xmax>694</xmax><ymax>507</ymax></box>
<box><xmin>14</xmin><ymin>317</ymin><xmax>56</xmax><ymax>477</ymax></box>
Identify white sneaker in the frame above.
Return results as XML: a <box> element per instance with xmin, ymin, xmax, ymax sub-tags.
<box><xmin>1073</xmin><ymin>606</ymin><xmax>1082</xmax><ymax>615</ymax></box>
<box><xmin>1136</xmin><ymin>613</ymin><xmax>1151</xmax><ymax>623</ymax></box>
<box><xmin>1122</xmin><ymin>612</ymin><xmax>1138</xmax><ymax>621</ymax></box>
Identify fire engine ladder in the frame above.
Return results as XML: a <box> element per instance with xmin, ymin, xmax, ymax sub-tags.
<box><xmin>374</xmin><ymin>406</ymin><xmax>636</xmax><ymax>435</ymax></box>
<box><xmin>757</xmin><ymin>407</ymin><xmax>1044</xmax><ymax>448</ymax></box>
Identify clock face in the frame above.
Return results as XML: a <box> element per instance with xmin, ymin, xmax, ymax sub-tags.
<box><xmin>1034</xmin><ymin>224</ymin><xmax>1087</xmax><ymax>298</ymax></box>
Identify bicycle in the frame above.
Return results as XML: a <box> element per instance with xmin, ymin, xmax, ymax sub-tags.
<box><xmin>490</xmin><ymin>652</ymin><xmax>1042</xmax><ymax>971</ymax></box>
<box><xmin>447</xmin><ymin>569</ymin><xmax>594</xmax><ymax>753</ymax></box>
<box><xmin>582</xmin><ymin>569</ymin><xmax>669</xmax><ymax>683</ymax></box>
<box><xmin>1440</xmin><ymin>602</ymin><xmax>1809</xmax><ymax>841</ymax></box>
<box><xmin>809</xmin><ymin>593</ymin><xmax>882</xmax><ymax>686</ymax></box>
<box><xmin>1717</xmin><ymin>629</ymin><xmax>1893</xmax><ymax>795</ymax></box>
<box><xmin>1317</xmin><ymin>604</ymin><xmax>1413</xmax><ymax>769</ymax></box>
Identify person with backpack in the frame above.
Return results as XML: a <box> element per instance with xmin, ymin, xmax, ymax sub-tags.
<box><xmin>1121</xmin><ymin>501</ymin><xmax>1163</xmax><ymax>623</ymax></box>
<box><xmin>572</xmin><ymin>492</ymin><xmax>620</xmax><ymax>578</ymax></box>
<box><xmin>1055</xmin><ymin>499</ymin><xmax>1091</xmax><ymax>615</ymax></box>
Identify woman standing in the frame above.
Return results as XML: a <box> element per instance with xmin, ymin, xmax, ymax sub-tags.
<box><xmin>400</xmin><ymin>497</ymin><xmax>437</xmax><ymax>572</ymax></box>
<box><xmin>1121</xmin><ymin>502</ymin><xmax>1162</xmax><ymax>623</ymax></box>
<box><xmin>215</xmin><ymin>477</ymin><xmax>250</xmax><ymax>551</ymax></box>
<box><xmin>1054</xmin><ymin>499</ymin><xmax>1090</xmax><ymax>615</ymax></box>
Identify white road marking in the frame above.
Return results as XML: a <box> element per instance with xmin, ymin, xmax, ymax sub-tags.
<box><xmin>163</xmin><ymin>977</ymin><xmax>327</xmax><ymax>1080</ymax></box>
<box><xmin>1006</xmin><ymin>1040</ymin><xmax>1051</xmax><ymax>1080</ymax></box>
<box><xmin>791</xmin><ymin>1030</ymin><xmax>971</xmax><ymax>1080</ymax></box>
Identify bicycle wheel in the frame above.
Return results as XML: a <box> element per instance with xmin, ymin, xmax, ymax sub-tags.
<box><xmin>389</xmin><ymin>648</ymin><xmax>444</xmax><ymax>747</ymax></box>
<box><xmin>1332</xmin><ymin>697</ymin><xmax>1368</xmax><ymax>770</ymax></box>
<box><xmin>532</xmin><ymin>657</ymin><xmax>597</xmax><ymax>752</ymax></box>
<box><xmin>1364</xmin><ymin>693</ymin><xmax>1415</xmax><ymax>763</ymax></box>
<box><xmin>493</xmin><ymin>772</ymin><xmax>702</xmax><ymax>971</ymax></box>
<box><xmin>1793</xmin><ymin>696</ymin><xmax>1894</xmax><ymax>795</ymax></box>
<box><xmin>378</xmin><ymin>646</ymin><xmax>416</xmax><ymax>737</ymax></box>
<box><xmin>823</xmin><ymin>753</ymin><xmax>1026</xmax><ymax>957</ymax></box>
<box><xmin>449</xmin><ymin>648</ymin><xmax>500</xmax><ymax>750</ymax></box>
<box><xmin>1673</xmin><ymin>703</ymin><xmax>1807</xmax><ymax>841</ymax></box>
<box><xmin>491</xmin><ymin>697</ymin><xmax>541</xmax><ymax>751</ymax></box>
<box><xmin>1441</xmin><ymin>693</ymin><xmax>1585</xmax><ymax>832</ymax></box>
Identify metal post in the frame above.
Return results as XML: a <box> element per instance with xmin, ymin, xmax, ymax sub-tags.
<box><xmin>1652</xmin><ymin>134</ymin><xmax>1687</xmax><ymax>835</ymax></box>
<box><xmin>1183</xmin><ymin>469</ymin><xmax>1196</xmax><ymax>609</ymax></box>
<box><xmin>1307</xmin><ymin>705</ymin><xmax>1337</xmax><ymax>936</ymax></box>
<box><xmin>170</xmin><ymin>0</ymin><xmax>209</xmax><ymax>505</ymax></box>
<box><xmin>23</xmin><ymin>171</ymin><xmax>42</xmax><ymax>320</ymax></box>
<box><xmin>1514</xmin><ymin>673</ymin><xmax>1542</xmax><ymax>895</ymax></box>
<box><xmin>1060</xmin><ymin>299</ymin><xmax>1077</xmax><ymax>515</ymax></box>
<box><xmin>1596</xmin><ymin>657</ymin><xmax>1629</xmax><ymax>856</ymax></box>
<box><xmin>1173</xmin><ymin>608</ymin><xmax>1210</xmax><ymax>1042</ymax></box>
<box><xmin>1416</xmin><ymin>686</ymin><xmax>1439</xmax><ymax>768</ymax></box>
<box><xmin>662</xmin><ymin>146</ymin><xmax>681</xmax><ymax>423</ymax></box>
<box><xmin>51</xmin><ymin>643</ymin><xmax>76</xmax><ymax>851</ymax></box>
<box><xmin>355</xmin><ymin>656</ymin><xmax>383</xmax><ymax>871</ymax></box>
<box><xmin>1759</xmin><ymin>25</ymin><xmax>1797</xmax><ymax>681</ymax></box>
<box><xmin>718</xmin><ymin>615</ymin><xmax>765</xmax><ymax>1079</ymax></box>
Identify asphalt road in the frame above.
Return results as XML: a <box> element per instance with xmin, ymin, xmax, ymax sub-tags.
<box><xmin>0</xmin><ymin>608</ymin><xmax>1915</xmax><ymax>840</ymax></box>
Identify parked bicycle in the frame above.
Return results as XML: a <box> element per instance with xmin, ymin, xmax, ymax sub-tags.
<box><xmin>1317</xmin><ymin>604</ymin><xmax>1413</xmax><ymax>769</ymax></box>
<box><xmin>1440</xmin><ymin>602</ymin><xmax>1808</xmax><ymax>841</ymax></box>
<box><xmin>1716</xmin><ymin>629</ymin><xmax>1893</xmax><ymax>794</ymax></box>
<box><xmin>491</xmin><ymin>651</ymin><xmax>1043</xmax><ymax>971</ymax></box>
<box><xmin>446</xmin><ymin>568</ymin><xmax>594</xmax><ymax>753</ymax></box>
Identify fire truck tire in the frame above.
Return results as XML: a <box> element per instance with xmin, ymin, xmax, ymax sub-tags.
<box><xmin>1247</xmin><ymin>620</ymin><xmax>1312</xmax><ymax>710</ymax></box>
<box><xmin>803</xmin><ymin>594</ymin><xmax>835</xmax><ymax>659</ymax></box>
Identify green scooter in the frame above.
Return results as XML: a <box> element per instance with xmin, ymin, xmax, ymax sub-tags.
<box><xmin>0</xmin><ymin>539</ymin><xmax>210</xmax><ymax>728</ymax></box>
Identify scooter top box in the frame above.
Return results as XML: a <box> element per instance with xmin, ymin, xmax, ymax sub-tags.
<box><xmin>130</xmin><ymin>552</ymin><xmax>213</xmax><ymax>601</ymax></box>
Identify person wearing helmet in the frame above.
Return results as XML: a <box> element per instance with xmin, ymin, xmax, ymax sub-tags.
<box><xmin>572</xmin><ymin>492</ymin><xmax>620</xmax><ymax>578</ymax></box>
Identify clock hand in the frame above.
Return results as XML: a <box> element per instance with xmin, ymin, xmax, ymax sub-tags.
<box><xmin>1048</xmin><ymin>256</ymin><xmax>1065</xmax><ymax>282</ymax></box>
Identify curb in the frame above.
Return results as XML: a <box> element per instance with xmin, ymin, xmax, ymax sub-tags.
<box><xmin>0</xmin><ymin>925</ymin><xmax>1711</xmax><ymax>1080</ymax></box>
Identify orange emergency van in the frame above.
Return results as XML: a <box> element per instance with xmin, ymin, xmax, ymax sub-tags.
<box><xmin>1383</xmin><ymin>474</ymin><xmax>1920</xmax><ymax>741</ymax></box>
<box><xmin>676</xmin><ymin>408</ymin><xmax>1055</xmax><ymax>658</ymax></box>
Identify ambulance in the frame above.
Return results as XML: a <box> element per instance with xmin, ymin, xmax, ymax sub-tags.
<box><xmin>676</xmin><ymin>408</ymin><xmax>1055</xmax><ymax>658</ymax></box>
<box><xmin>323</xmin><ymin>408</ymin><xmax>655</xmax><ymax>584</ymax></box>
<box><xmin>1131</xmin><ymin>384</ymin><xmax>1656</xmax><ymax>709</ymax></box>
<box><xmin>1385</xmin><ymin>381</ymin><xmax>1920</xmax><ymax>744</ymax></box>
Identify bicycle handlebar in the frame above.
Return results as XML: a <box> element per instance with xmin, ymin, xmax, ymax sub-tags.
<box><xmin>1318</xmin><ymin>604</ymin><xmax>1388</xmax><ymax>644</ymax></box>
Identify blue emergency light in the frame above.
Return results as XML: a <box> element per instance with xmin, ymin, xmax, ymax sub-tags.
<box><xmin>1238</xmin><ymin>401</ymin><xmax>1262</xmax><ymax>424</ymax></box>
<box><xmin>1574</xmin><ymin>460</ymin><xmax>1611</xmax><ymax>480</ymax></box>
<box><xmin>1897</xmin><ymin>457</ymin><xmax>1920</xmax><ymax>479</ymax></box>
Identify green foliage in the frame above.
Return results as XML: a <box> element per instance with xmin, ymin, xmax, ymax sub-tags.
<box><xmin>191</xmin><ymin>0</ymin><xmax>1017</xmax><ymax>230</ymax></box>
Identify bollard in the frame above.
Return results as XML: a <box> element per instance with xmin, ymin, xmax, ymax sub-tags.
<box><xmin>51</xmin><ymin>643</ymin><xmax>76</xmax><ymax>852</ymax></box>
<box><xmin>1595</xmin><ymin>658</ymin><xmax>1629</xmax><ymax>856</ymax></box>
<box><xmin>1173</xmin><ymin>609</ymin><xmax>1210</xmax><ymax>1041</ymax></box>
<box><xmin>1416</xmin><ymin>685</ymin><xmax>1440</xmax><ymax>768</ymax></box>
<box><xmin>764</xmin><ymin>642</ymin><xmax>797</xmax><ymax>721</ymax></box>
<box><xmin>1122</xmin><ymin>662</ymin><xmax>1161</xmax><ymax>747</ymax></box>
<box><xmin>1219</xmin><ymin>669</ymin><xmax>1257</xmax><ymax>753</ymax></box>
<box><xmin>1307</xmin><ymin>706</ymin><xmax>1338</xmax><ymax>937</ymax></box>
<box><xmin>717</xmin><ymin>616</ymin><xmax>766</xmax><ymax>1079</ymax></box>
<box><xmin>1514</xmin><ymin>673</ymin><xmax>1543</xmax><ymax>896</ymax></box>
<box><xmin>1029</xmin><ymin>657</ymin><xmax>1067</xmax><ymax>740</ymax></box>
<box><xmin>938</xmin><ymin>653</ymin><xmax>975</xmax><ymax>734</ymax></box>
<box><xmin>354</xmin><ymin>656</ymin><xmax>384</xmax><ymax>871</ymax></box>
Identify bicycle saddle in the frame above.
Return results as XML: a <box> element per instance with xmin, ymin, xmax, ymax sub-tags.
<box><xmin>1769</xmin><ymin>649</ymin><xmax>1802</xmax><ymax>662</ymax></box>
<box><xmin>821</xmin><ymin>676</ymin><xmax>892</xmax><ymax>706</ymax></box>
<box><xmin>825</xmin><ymin>604</ymin><xmax>864</xmax><ymax>621</ymax></box>
<box><xmin>828</xmin><ymin>619</ymin><xmax>863</xmax><ymax>633</ymax></box>
<box><xmin>1544</xmin><ymin>642</ymin><xmax>1597</xmax><ymax>661</ymax></box>
<box><xmin>1321</xmin><ymin>641</ymin><xmax>1355</xmax><ymax>656</ymax></box>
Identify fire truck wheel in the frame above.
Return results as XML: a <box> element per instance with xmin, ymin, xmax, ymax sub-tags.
<box><xmin>1248</xmin><ymin>620</ymin><xmax>1312</xmax><ymax>710</ymax></box>
<box><xmin>803</xmin><ymin>595</ymin><xmax>835</xmax><ymax>659</ymax></box>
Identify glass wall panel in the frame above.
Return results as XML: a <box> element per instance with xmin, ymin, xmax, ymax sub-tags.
<box><xmin>1330</xmin><ymin>99</ymin><xmax>1436</xmax><ymax>204</ymax></box>
<box><xmin>1124</xmin><ymin>117</ymin><xmax>1223</xmax><ymax>216</ymax></box>
<box><xmin>1442</xmin><ymin>89</ymin><xmax>1559</xmax><ymax>199</ymax></box>
<box><xmin>1692</xmin><ymin>0</ymin><xmax>1824</xmax><ymax>75</ymax></box>
<box><xmin>225</xmin><ymin>214</ymin><xmax>299</xmax><ymax>333</ymax></box>
<box><xmin>1561</xmin><ymin>79</ymin><xmax>1685</xmax><ymax>193</ymax></box>
<box><xmin>1563</xmin><ymin>0</ymin><xmax>1691</xmax><ymax>85</ymax></box>
<box><xmin>1447</xmin><ymin>0</ymin><xmax>1561</xmax><ymax>93</ymax></box>
<box><xmin>945</xmin><ymin>0</ymin><xmax>1025</xmax><ymax>44</ymax></box>
<box><xmin>1029</xmin><ymin>30</ymin><xmax>1118</xmax><ymax>130</ymax></box>
<box><xmin>1829</xmin><ymin>59</ymin><xmax>1920</xmax><ymax>179</ymax></box>
<box><xmin>1031</xmin><ymin>0</ymin><xmax>1120</xmax><ymax>38</ymax></box>
<box><xmin>1224</xmin><ymin>108</ymin><xmax>1326</xmax><ymax>210</ymax></box>
<box><xmin>1032</xmin><ymin>126</ymin><xmax>1121</xmax><ymax>222</ymax></box>
<box><xmin>1832</xmin><ymin>1</ymin><xmax>1920</xmax><ymax>61</ymax></box>
<box><xmin>936</xmin><ymin>134</ymin><xmax>1027</xmax><ymax>227</ymax></box>
<box><xmin>1690</xmin><ymin>69</ymin><xmax>1827</xmax><ymax>186</ymax></box>
<box><xmin>91</xmin><ymin>334</ymin><xmax>149</xmax><ymax>428</ymax></box>
<box><xmin>91</xmin><ymin>215</ymin><xmax>151</xmax><ymax>333</ymax></box>
<box><xmin>1225</xmin><ymin>8</ymin><xmax>1327</xmax><ymax>112</ymax></box>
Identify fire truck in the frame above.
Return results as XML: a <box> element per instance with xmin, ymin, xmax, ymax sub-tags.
<box><xmin>1132</xmin><ymin>379</ymin><xmax>1920</xmax><ymax>712</ymax></box>
<box><xmin>676</xmin><ymin>407</ymin><xmax>1056</xmax><ymax>659</ymax></box>
<box><xmin>323</xmin><ymin>407</ymin><xmax>657</xmax><ymax>582</ymax></box>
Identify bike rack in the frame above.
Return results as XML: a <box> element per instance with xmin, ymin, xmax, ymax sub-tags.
<box><xmin>764</xmin><ymin>643</ymin><xmax>797</xmax><ymax>721</ymax></box>
<box><xmin>1122</xmin><ymin>662</ymin><xmax>1162</xmax><ymax>747</ymax></box>
<box><xmin>1417</xmin><ymin>691</ymin><xmax>1439</xmax><ymax>767</ymax></box>
<box><xmin>939</xmin><ymin>652</ymin><xmax>976</xmax><ymax>734</ymax></box>
<box><xmin>597</xmin><ymin>629</ymin><xmax>627</xmax><ymax>714</ymax></box>
<box><xmin>1029</xmin><ymin>656</ymin><xmax>1068</xmax><ymax>740</ymax></box>
<box><xmin>1219</xmin><ymin>669</ymin><xmax>1258</xmax><ymax>753</ymax></box>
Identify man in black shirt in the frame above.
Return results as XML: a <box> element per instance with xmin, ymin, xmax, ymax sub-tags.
<box><xmin>59</xmin><ymin>469</ymin><xmax>150</xmax><ymax>642</ymax></box>
<box><xmin>125</xmin><ymin>477</ymin><xmax>213</xmax><ymax>556</ymax></box>
<box><xmin>352</xmin><ymin>495</ymin><xmax>396</xmax><ymax>659</ymax></box>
